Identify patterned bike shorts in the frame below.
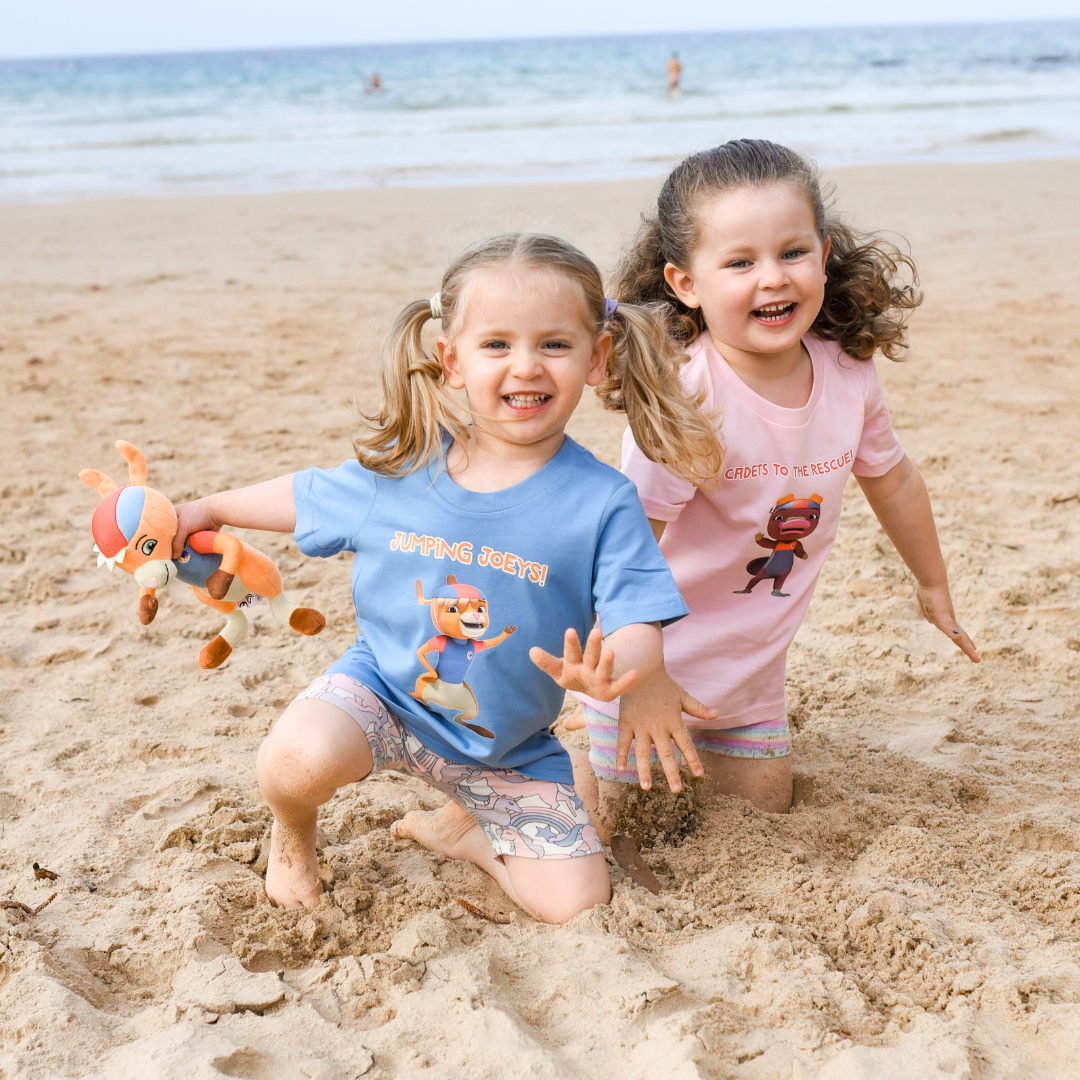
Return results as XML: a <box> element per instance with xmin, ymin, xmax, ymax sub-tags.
<box><xmin>296</xmin><ymin>673</ymin><xmax>602</xmax><ymax>861</ymax></box>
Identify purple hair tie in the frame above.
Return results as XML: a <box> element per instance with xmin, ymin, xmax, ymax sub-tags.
<box><xmin>603</xmin><ymin>298</ymin><xmax>619</xmax><ymax>322</ymax></box>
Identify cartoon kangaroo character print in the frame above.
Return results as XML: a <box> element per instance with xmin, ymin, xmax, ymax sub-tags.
<box><xmin>411</xmin><ymin>574</ymin><xmax>517</xmax><ymax>739</ymax></box>
<box><xmin>735</xmin><ymin>493</ymin><xmax>823</xmax><ymax>598</ymax></box>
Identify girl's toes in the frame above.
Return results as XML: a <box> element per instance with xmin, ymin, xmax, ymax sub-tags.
<box><xmin>390</xmin><ymin>816</ymin><xmax>418</xmax><ymax>843</ymax></box>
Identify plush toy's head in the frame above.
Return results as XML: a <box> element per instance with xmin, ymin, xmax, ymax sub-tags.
<box><xmin>80</xmin><ymin>442</ymin><xmax>180</xmax><ymax>592</ymax></box>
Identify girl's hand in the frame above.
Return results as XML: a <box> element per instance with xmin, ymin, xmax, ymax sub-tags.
<box><xmin>618</xmin><ymin>669</ymin><xmax>716</xmax><ymax>792</ymax></box>
<box><xmin>916</xmin><ymin>582</ymin><xmax>980</xmax><ymax>663</ymax></box>
<box><xmin>529</xmin><ymin>626</ymin><xmax>640</xmax><ymax>700</ymax></box>
<box><xmin>171</xmin><ymin>498</ymin><xmax>218</xmax><ymax>560</ymax></box>
<box><xmin>169</xmin><ymin>476</ymin><xmax>298</xmax><ymax>560</ymax></box>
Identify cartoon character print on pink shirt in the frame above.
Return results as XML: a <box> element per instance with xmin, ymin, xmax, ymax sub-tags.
<box><xmin>734</xmin><ymin>493</ymin><xmax>823</xmax><ymax>598</ymax></box>
<box><xmin>410</xmin><ymin>574</ymin><xmax>517</xmax><ymax>739</ymax></box>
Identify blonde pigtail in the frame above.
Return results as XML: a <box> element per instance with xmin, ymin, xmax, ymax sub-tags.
<box><xmin>595</xmin><ymin>302</ymin><xmax>724</xmax><ymax>488</ymax></box>
<box><xmin>354</xmin><ymin>300</ymin><xmax>469</xmax><ymax>477</ymax></box>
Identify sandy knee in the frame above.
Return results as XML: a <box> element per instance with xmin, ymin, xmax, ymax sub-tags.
<box><xmin>257</xmin><ymin>736</ymin><xmax>337</xmax><ymax>803</ymax></box>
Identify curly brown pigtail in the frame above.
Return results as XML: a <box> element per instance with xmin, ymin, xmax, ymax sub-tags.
<box><xmin>814</xmin><ymin>221</ymin><xmax>921</xmax><ymax>361</ymax></box>
<box><xmin>595</xmin><ymin>301</ymin><xmax>723</xmax><ymax>487</ymax></box>
<box><xmin>614</xmin><ymin>138</ymin><xmax>922</xmax><ymax>361</ymax></box>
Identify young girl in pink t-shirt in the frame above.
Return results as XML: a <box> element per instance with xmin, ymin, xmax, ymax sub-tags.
<box><xmin>569</xmin><ymin>139</ymin><xmax>980</xmax><ymax>827</ymax></box>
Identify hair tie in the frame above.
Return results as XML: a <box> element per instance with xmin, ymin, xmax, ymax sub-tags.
<box><xmin>603</xmin><ymin>298</ymin><xmax>619</xmax><ymax>322</ymax></box>
<box><xmin>429</xmin><ymin>293</ymin><xmax>443</xmax><ymax>320</ymax></box>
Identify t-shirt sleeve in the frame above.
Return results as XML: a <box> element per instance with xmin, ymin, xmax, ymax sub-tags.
<box><xmin>852</xmin><ymin>361</ymin><xmax>907</xmax><ymax>478</ymax></box>
<box><xmin>592</xmin><ymin>481</ymin><xmax>689</xmax><ymax>635</ymax></box>
<box><xmin>620</xmin><ymin>425</ymin><xmax>697</xmax><ymax>522</ymax></box>
<box><xmin>292</xmin><ymin>459</ymin><xmax>378</xmax><ymax>558</ymax></box>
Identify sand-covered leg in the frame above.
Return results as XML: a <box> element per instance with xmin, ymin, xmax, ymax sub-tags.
<box><xmin>268</xmin><ymin>591</ymin><xmax>326</xmax><ymax>636</ymax></box>
<box><xmin>700</xmin><ymin>752</ymin><xmax>793</xmax><ymax>812</ymax></box>
<box><xmin>200</xmin><ymin>608</ymin><xmax>248</xmax><ymax>669</ymax></box>
<box><xmin>568</xmin><ymin>745</ymin><xmax>616</xmax><ymax>844</ymax></box>
<box><xmin>256</xmin><ymin>697</ymin><xmax>374</xmax><ymax>908</ymax></box>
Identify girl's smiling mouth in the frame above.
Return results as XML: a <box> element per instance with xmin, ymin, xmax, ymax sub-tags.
<box><xmin>503</xmin><ymin>392</ymin><xmax>552</xmax><ymax>413</ymax></box>
<box><xmin>751</xmin><ymin>302</ymin><xmax>797</xmax><ymax>325</ymax></box>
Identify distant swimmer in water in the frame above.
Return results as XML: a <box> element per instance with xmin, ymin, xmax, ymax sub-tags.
<box><xmin>366</xmin><ymin>72</ymin><xmax>382</xmax><ymax>93</ymax></box>
<box><xmin>667</xmin><ymin>52</ymin><xmax>683</xmax><ymax>95</ymax></box>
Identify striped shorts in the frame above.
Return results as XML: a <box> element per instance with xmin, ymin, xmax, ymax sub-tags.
<box><xmin>582</xmin><ymin>706</ymin><xmax>791</xmax><ymax>784</ymax></box>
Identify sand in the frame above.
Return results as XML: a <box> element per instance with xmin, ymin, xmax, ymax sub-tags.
<box><xmin>1</xmin><ymin>157</ymin><xmax>1079</xmax><ymax>1079</ymax></box>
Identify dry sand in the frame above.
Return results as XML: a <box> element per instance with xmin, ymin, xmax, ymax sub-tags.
<box><xmin>1</xmin><ymin>158</ymin><xmax>1079</xmax><ymax>1079</ymax></box>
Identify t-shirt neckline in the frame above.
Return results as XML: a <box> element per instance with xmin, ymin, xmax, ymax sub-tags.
<box><xmin>702</xmin><ymin>331</ymin><xmax>825</xmax><ymax>427</ymax></box>
<box><xmin>428</xmin><ymin>433</ymin><xmax>580</xmax><ymax>512</ymax></box>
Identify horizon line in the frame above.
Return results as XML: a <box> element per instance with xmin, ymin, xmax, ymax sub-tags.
<box><xmin>3</xmin><ymin>15</ymin><xmax>1078</xmax><ymax>66</ymax></box>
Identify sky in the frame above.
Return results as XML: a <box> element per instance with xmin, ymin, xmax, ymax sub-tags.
<box><xmin>3</xmin><ymin>0</ymin><xmax>1079</xmax><ymax>59</ymax></box>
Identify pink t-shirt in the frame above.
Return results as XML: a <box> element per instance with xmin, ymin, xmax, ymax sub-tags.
<box><xmin>581</xmin><ymin>332</ymin><xmax>905</xmax><ymax>729</ymax></box>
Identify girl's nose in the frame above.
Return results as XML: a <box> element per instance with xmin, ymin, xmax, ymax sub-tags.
<box><xmin>757</xmin><ymin>258</ymin><xmax>791</xmax><ymax>289</ymax></box>
<box><xmin>508</xmin><ymin>349</ymin><xmax>545</xmax><ymax>377</ymax></box>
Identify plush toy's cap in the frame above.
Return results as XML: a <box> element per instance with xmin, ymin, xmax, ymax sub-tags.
<box><xmin>430</xmin><ymin>583</ymin><xmax>487</xmax><ymax>602</ymax></box>
<box><xmin>92</xmin><ymin>485</ymin><xmax>146</xmax><ymax>558</ymax></box>
<box><xmin>774</xmin><ymin>493</ymin><xmax>823</xmax><ymax>512</ymax></box>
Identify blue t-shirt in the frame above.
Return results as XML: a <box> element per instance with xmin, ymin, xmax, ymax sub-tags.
<box><xmin>292</xmin><ymin>437</ymin><xmax>688</xmax><ymax>784</ymax></box>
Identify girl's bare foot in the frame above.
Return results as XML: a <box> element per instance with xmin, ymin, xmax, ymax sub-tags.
<box><xmin>393</xmin><ymin>799</ymin><xmax>611</xmax><ymax>924</ymax></box>
<box><xmin>561</xmin><ymin>706</ymin><xmax>586</xmax><ymax>731</ymax></box>
<box><xmin>391</xmin><ymin>802</ymin><xmax>481</xmax><ymax>862</ymax></box>
<box><xmin>264</xmin><ymin>820</ymin><xmax>323</xmax><ymax>908</ymax></box>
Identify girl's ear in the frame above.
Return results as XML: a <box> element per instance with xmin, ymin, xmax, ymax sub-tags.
<box><xmin>586</xmin><ymin>329</ymin><xmax>613</xmax><ymax>388</ymax></box>
<box><xmin>663</xmin><ymin>263</ymin><xmax>701</xmax><ymax>309</ymax></box>
<box><xmin>820</xmin><ymin>235</ymin><xmax>832</xmax><ymax>275</ymax></box>
<box><xmin>437</xmin><ymin>336</ymin><xmax>465</xmax><ymax>390</ymax></box>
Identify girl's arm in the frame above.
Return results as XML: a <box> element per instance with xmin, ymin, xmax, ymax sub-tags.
<box><xmin>171</xmin><ymin>474</ymin><xmax>297</xmax><ymax>559</ymax></box>
<box><xmin>530</xmin><ymin>622</ymin><xmax>715</xmax><ymax>792</ymax></box>
<box><xmin>856</xmin><ymin>455</ymin><xmax>980</xmax><ymax>663</ymax></box>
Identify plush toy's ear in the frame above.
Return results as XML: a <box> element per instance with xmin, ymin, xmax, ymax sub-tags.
<box><xmin>115</xmin><ymin>441</ymin><xmax>148</xmax><ymax>487</ymax></box>
<box><xmin>79</xmin><ymin>469</ymin><xmax>117</xmax><ymax>496</ymax></box>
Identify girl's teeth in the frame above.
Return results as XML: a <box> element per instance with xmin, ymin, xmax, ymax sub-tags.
<box><xmin>754</xmin><ymin>303</ymin><xmax>795</xmax><ymax>322</ymax></box>
<box><xmin>506</xmin><ymin>394</ymin><xmax>548</xmax><ymax>406</ymax></box>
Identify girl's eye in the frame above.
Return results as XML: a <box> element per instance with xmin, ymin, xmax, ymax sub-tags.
<box><xmin>141</xmin><ymin>539</ymin><xmax>157</xmax><ymax>555</ymax></box>
<box><xmin>782</xmin><ymin>249</ymin><xmax>808</xmax><ymax>260</ymax></box>
<box><xmin>481</xmin><ymin>339</ymin><xmax>509</xmax><ymax>350</ymax></box>
<box><xmin>727</xmin><ymin>259</ymin><xmax>751</xmax><ymax>269</ymax></box>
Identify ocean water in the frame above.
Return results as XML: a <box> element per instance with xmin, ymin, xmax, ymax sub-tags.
<box><xmin>1</xmin><ymin>21</ymin><xmax>1078</xmax><ymax>200</ymax></box>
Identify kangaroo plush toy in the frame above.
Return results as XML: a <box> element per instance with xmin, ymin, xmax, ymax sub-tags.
<box><xmin>80</xmin><ymin>441</ymin><xmax>326</xmax><ymax>669</ymax></box>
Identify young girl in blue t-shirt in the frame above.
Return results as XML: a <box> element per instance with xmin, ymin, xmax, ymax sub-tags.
<box><xmin>172</xmin><ymin>233</ymin><xmax>722</xmax><ymax>923</ymax></box>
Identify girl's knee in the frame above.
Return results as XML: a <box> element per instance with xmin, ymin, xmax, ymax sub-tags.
<box><xmin>510</xmin><ymin>853</ymin><xmax>611</xmax><ymax>925</ymax></box>
<box><xmin>255</xmin><ymin>732</ymin><xmax>326</xmax><ymax>800</ymax></box>
<box><xmin>257</xmin><ymin>698</ymin><xmax>375</xmax><ymax>797</ymax></box>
